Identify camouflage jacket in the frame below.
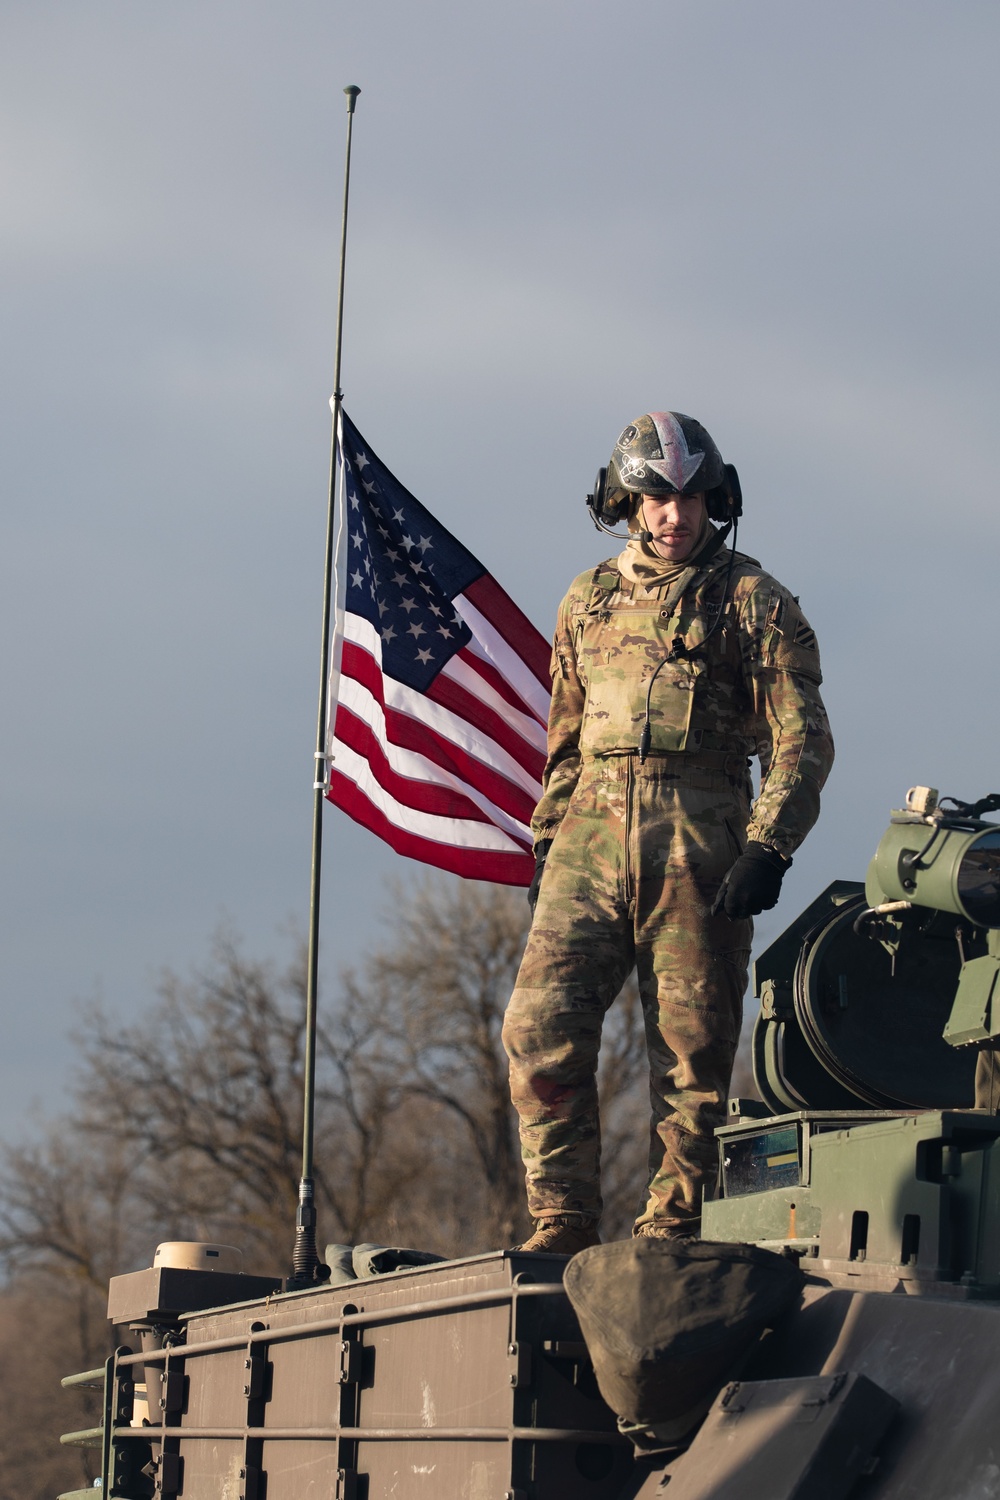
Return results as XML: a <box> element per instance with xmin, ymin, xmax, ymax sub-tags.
<box><xmin>532</xmin><ymin>546</ymin><xmax>834</xmax><ymax>859</ymax></box>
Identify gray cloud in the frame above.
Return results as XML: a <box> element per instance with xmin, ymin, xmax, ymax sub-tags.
<box><xmin>2</xmin><ymin>0</ymin><xmax>998</xmax><ymax>1139</ymax></box>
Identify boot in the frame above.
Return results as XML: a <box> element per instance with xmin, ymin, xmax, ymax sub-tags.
<box><xmin>513</xmin><ymin>1218</ymin><xmax>601</xmax><ymax>1255</ymax></box>
<box><xmin>633</xmin><ymin>1221</ymin><xmax>698</xmax><ymax>1244</ymax></box>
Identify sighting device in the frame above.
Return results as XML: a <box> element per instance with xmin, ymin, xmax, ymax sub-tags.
<box><xmin>748</xmin><ymin>785</ymin><xmax>1000</xmax><ymax>1116</ymax></box>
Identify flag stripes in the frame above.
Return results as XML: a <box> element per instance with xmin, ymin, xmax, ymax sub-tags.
<box><xmin>327</xmin><ymin>762</ymin><xmax>538</xmax><ymax>886</ymax></box>
<box><xmin>338</xmin><ymin>621</ymin><xmax>544</xmax><ymax>798</ymax></box>
<box><xmin>332</xmin><ymin>704</ymin><xmax>532</xmax><ymax>835</ymax></box>
<box><xmin>325</xmin><ymin>414</ymin><xmax>552</xmax><ymax>885</ymax></box>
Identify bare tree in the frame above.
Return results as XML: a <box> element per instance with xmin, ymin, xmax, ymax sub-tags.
<box><xmin>76</xmin><ymin>936</ymin><xmax>312</xmax><ymax>1266</ymax></box>
<box><xmin>339</xmin><ymin>878</ymin><xmax>653</xmax><ymax>1248</ymax></box>
<box><xmin>0</xmin><ymin>873</ymin><xmax>761</xmax><ymax>1493</ymax></box>
<box><xmin>0</xmin><ymin>1126</ymin><xmax>140</xmax><ymax>1500</ymax></box>
<box><xmin>3</xmin><ymin>878</ymin><xmax>733</xmax><ymax>1283</ymax></box>
<box><xmin>1</xmin><ymin>876</ymin><xmax>765</xmax><ymax>1492</ymax></box>
<box><xmin>0</xmin><ymin>1276</ymin><xmax>105</xmax><ymax>1500</ymax></box>
<box><xmin>68</xmin><ymin>933</ymin><xmax>420</xmax><ymax>1267</ymax></box>
<box><xmin>339</xmin><ymin>880</ymin><xmax>531</xmax><ymax>1247</ymax></box>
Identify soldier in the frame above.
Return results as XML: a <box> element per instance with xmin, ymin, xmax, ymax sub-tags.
<box><xmin>503</xmin><ymin>411</ymin><xmax>834</xmax><ymax>1254</ymax></box>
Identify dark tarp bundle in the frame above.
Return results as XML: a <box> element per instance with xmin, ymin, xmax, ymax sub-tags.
<box><xmin>564</xmin><ymin>1238</ymin><xmax>803</xmax><ymax>1447</ymax></box>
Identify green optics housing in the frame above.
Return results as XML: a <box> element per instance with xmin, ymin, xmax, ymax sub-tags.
<box><xmin>862</xmin><ymin>788</ymin><xmax>1000</xmax><ymax>1048</ymax></box>
<box><xmin>865</xmin><ymin>789</ymin><xmax>1000</xmax><ymax>928</ymax></box>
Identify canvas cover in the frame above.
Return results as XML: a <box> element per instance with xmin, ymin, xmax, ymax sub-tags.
<box><xmin>564</xmin><ymin>1238</ymin><xmax>803</xmax><ymax>1440</ymax></box>
<box><xmin>324</xmin><ymin>1242</ymin><xmax>446</xmax><ymax>1286</ymax></box>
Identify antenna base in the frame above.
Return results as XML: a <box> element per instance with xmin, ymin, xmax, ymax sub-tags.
<box><xmin>286</xmin><ymin>1178</ymin><xmax>331</xmax><ymax>1291</ymax></box>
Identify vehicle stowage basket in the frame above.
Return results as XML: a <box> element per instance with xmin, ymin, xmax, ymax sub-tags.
<box><xmin>564</xmin><ymin>1239</ymin><xmax>803</xmax><ymax>1434</ymax></box>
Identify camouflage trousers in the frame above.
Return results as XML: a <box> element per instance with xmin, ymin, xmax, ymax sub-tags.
<box><xmin>503</xmin><ymin>756</ymin><xmax>752</xmax><ymax>1234</ymax></box>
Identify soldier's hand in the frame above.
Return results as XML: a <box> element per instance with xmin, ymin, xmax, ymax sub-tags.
<box><xmin>528</xmin><ymin>840</ymin><xmax>553</xmax><ymax>914</ymax></box>
<box><xmin>712</xmin><ymin>843</ymin><xmax>790</xmax><ymax>920</ymax></box>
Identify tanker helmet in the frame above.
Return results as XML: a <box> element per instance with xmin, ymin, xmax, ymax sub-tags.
<box><xmin>587</xmin><ymin>411</ymin><xmax>741</xmax><ymax>528</ymax></box>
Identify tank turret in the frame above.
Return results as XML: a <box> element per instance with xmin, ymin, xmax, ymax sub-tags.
<box><xmin>57</xmin><ymin>788</ymin><xmax>1000</xmax><ymax>1500</ymax></box>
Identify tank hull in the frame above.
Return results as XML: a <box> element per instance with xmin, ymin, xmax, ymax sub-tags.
<box><xmin>101</xmin><ymin>1250</ymin><xmax>632</xmax><ymax>1500</ymax></box>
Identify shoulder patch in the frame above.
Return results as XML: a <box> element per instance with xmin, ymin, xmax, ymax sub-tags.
<box><xmin>732</xmin><ymin>569</ymin><xmax>823</xmax><ymax>682</ymax></box>
<box><xmin>593</xmin><ymin>566</ymin><xmax>621</xmax><ymax>593</ymax></box>
<box><xmin>762</xmin><ymin>592</ymin><xmax>822</xmax><ymax>681</ymax></box>
<box><xmin>564</xmin><ymin>558</ymin><xmax>619</xmax><ymax>606</ymax></box>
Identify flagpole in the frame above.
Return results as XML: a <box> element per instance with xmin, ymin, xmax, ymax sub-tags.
<box><xmin>290</xmin><ymin>81</ymin><xmax>361</xmax><ymax>1290</ymax></box>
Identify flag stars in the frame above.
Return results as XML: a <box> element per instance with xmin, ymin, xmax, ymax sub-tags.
<box><xmin>339</xmin><ymin>422</ymin><xmax>481</xmax><ymax>680</ymax></box>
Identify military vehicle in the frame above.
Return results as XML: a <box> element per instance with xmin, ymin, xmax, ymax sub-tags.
<box><xmin>59</xmin><ymin>785</ymin><xmax>1000</xmax><ymax>1500</ymax></box>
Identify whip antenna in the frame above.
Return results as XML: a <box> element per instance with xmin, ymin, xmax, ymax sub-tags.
<box><xmin>289</xmin><ymin>82</ymin><xmax>361</xmax><ymax>1291</ymax></box>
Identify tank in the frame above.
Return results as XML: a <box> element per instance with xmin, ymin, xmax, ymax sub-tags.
<box><xmin>58</xmin><ymin>785</ymin><xmax>1000</xmax><ymax>1500</ymax></box>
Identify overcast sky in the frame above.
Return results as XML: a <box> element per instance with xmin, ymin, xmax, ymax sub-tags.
<box><xmin>3</xmin><ymin>1</ymin><xmax>999</xmax><ymax>1143</ymax></box>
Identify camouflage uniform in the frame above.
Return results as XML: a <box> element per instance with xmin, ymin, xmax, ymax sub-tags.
<box><xmin>503</xmin><ymin>542</ymin><xmax>833</xmax><ymax>1233</ymax></box>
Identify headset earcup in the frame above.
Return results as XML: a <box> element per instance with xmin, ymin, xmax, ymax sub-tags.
<box><xmin>594</xmin><ymin>465</ymin><xmax>629</xmax><ymax>525</ymax></box>
<box><xmin>586</xmin><ymin>463</ymin><xmax>637</xmax><ymax>528</ymax></box>
<box><xmin>723</xmin><ymin>463</ymin><xmax>743</xmax><ymax>517</ymax></box>
<box><xmin>705</xmin><ymin>464</ymin><xmax>743</xmax><ymax>522</ymax></box>
<box><xmin>585</xmin><ymin>467</ymin><xmax>605</xmax><ymax>527</ymax></box>
<box><xmin>593</xmin><ymin>466</ymin><xmax>609</xmax><ymax>520</ymax></box>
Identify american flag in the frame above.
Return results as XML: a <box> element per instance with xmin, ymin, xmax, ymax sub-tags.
<box><xmin>323</xmin><ymin>412</ymin><xmax>551</xmax><ymax>885</ymax></box>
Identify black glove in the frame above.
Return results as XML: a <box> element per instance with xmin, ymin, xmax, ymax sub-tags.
<box><xmin>712</xmin><ymin>842</ymin><xmax>790</xmax><ymax>920</ymax></box>
<box><xmin>528</xmin><ymin>839</ymin><xmax>553</xmax><ymax>914</ymax></box>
